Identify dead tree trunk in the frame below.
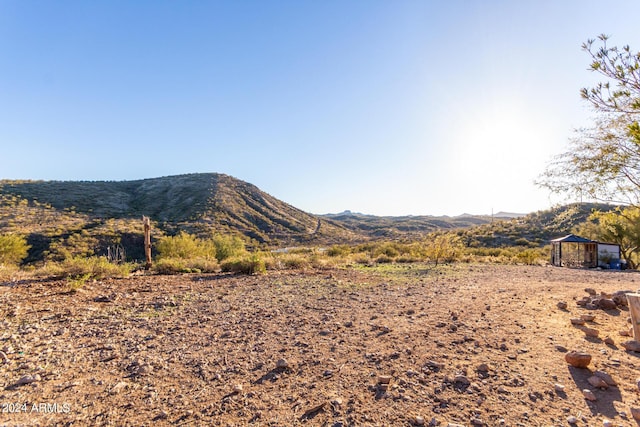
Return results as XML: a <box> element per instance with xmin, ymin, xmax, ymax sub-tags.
<box><xmin>143</xmin><ymin>216</ymin><xmax>152</xmax><ymax>270</ymax></box>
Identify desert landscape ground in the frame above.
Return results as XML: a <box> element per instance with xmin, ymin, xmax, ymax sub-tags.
<box><xmin>2</xmin><ymin>263</ymin><xmax>640</xmax><ymax>426</ymax></box>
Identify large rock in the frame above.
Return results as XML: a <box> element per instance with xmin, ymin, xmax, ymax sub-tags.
<box><xmin>565</xmin><ymin>351</ymin><xmax>592</xmax><ymax>368</ymax></box>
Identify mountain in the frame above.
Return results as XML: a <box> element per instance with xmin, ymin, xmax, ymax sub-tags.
<box><xmin>0</xmin><ymin>174</ymin><xmax>356</xmax><ymax>262</ymax></box>
<box><xmin>493</xmin><ymin>211</ymin><xmax>527</xmax><ymax>219</ymax></box>
<box><xmin>321</xmin><ymin>211</ymin><xmax>493</xmax><ymax>239</ymax></box>
<box><xmin>0</xmin><ymin>173</ymin><xmax>617</xmax><ymax>264</ymax></box>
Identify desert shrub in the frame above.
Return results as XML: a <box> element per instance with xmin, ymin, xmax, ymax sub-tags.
<box><xmin>327</xmin><ymin>245</ymin><xmax>351</xmax><ymax>257</ymax></box>
<box><xmin>67</xmin><ymin>273</ymin><xmax>91</xmax><ymax>292</ymax></box>
<box><xmin>424</xmin><ymin>234</ymin><xmax>463</xmax><ymax>265</ymax></box>
<box><xmin>514</xmin><ymin>248</ymin><xmax>547</xmax><ymax>265</ymax></box>
<box><xmin>373</xmin><ymin>242</ymin><xmax>400</xmax><ymax>258</ymax></box>
<box><xmin>0</xmin><ymin>264</ymin><xmax>20</xmax><ymax>282</ymax></box>
<box><xmin>38</xmin><ymin>256</ymin><xmax>134</xmax><ymax>279</ymax></box>
<box><xmin>353</xmin><ymin>254</ymin><xmax>373</xmax><ymax>265</ymax></box>
<box><xmin>375</xmin><ymin>254</ymin><xmax>393</xmax><ymax>264</ymax></box>
<box><xmin>396</xmin><ymin>255</ymin><xmax>420</xmax><ymax>263</ymax></box>
<box><xmin>188</xmin><ymin>257</ymin><xmax>220</xmax><ymax>273</ymax></box>
<box><xmin>212</xmin><ymin>234</ymin><xmax>246</xmax><ymax>261</ymax></box>
<box><xmin>154</xmin><ymin>256</ymin><xmax>220</xmax><ymax>274</ymax></box>
<box><xmin>309</xmin><ymin>254</ymin><xmax>341</xmax><ymax>269</ymax></box>
<box><xmin>156</xmin><ymin>232</ymin><xmax>216</xmax><ymax>260</ymax></box>
<box><xmin>261</xmin><ymin>253</ymin><xmax>310</xmax><ymax>270</ymax></box>
<box><xmin>0</xmin><ymin>234</ymin><xmax>31</xmax><ymax>266</ymax></box>
<box><xmin>154</xmin><ymin>258</ymin><xmax>189</xmax><ymax>274</ymax></box>
<box><xmin>221</xmin><ymin>253</ymin><xmax>266</xmax><ymax>275</ymax></box>
<box><xmin>46</xmin><ymin>230</ymin><xmax>99</xmax><ymax>261</ymax></box>
<box><xmin>275</xmin><ymin>253</ymin><xmax>311</xmax><ymax>270</ymax></box>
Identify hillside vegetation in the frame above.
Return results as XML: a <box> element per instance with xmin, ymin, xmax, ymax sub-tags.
<box><xmin>0</xmin><ymin>174</ymin><xmax>618</xmax><ymax>270</ymax></box>
<box><xmin>0</xmin><ymin>174</ymin><xmax>356</xmax><ymax>262</ymax></box>
<box><xmin>450</xmin><ymin>203</ymin><xmax>617</xmax><ymax>248</ymax></box>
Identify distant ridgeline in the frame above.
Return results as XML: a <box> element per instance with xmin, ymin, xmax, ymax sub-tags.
<box><xmin>0</xmin><ymin>173</ymin><xmax>617</xmax><ymax>263</ymax></box>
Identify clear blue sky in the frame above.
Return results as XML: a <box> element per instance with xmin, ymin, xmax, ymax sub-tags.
<box><xmin>2</xmin><ymin>1</ymin><xmax>640</xmax><ymax>216</ymax></box>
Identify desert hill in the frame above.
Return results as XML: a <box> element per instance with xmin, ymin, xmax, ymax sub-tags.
<box><xmin>0</xmin><ymin>173</ymin><xmax>618</xmax><ymax>263</ymax></box>
<box><xmin>0</xmin><ymin>174</ymin><xmax>353</xmax><ymax>245</ymax></box>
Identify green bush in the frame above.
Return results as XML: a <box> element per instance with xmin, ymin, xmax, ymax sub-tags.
<box><xmin>46</xmin><ymin>231</ymin><xmax>99</xmax><ymax>261</ymax></box>
<box><xmin>0</xmin><ymin>234</ymin><xmax>31</xmax><ymax>266</ymax></box>
<box><xmin>212</xmin><ymin>234</ymin><xmax>246</xmax><ymax>261</ymax></box>
<box><xmin>275</xmin><ymin>253</ymin><xmax>311</xmax><ymax>269</ymax></box>
<box><xmin>515</xmin><ymin>248</ymin><xmax>546</xmax><ymax>265</ymax></box>
<box><xmin>156</xmin><ymin>232</ymin><xmax>216</xmax><ymax>260</ymax></box>
<box><xmin>39</xmin><ymin>256</ymin><xmax>134</xmax><ymax>279</ymax></box>
<box><xmin>326</xmin><ymin>245</ymin><xmax>350</xmax><ymax>257</ymax></box>
<box><xmin>220</xmin><ymin>253</ymin><xmax>266</xmax><ymax>275</ymax></box>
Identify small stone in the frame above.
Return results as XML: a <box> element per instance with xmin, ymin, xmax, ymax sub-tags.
<box><xmin>454</xmin><ymin>375</ymin><xmax>471</xmax><ymax>386</ymax></box>
<box><xmin>582</xmin><ymin>389</ymin><xmax>597</xmax><ymax>401</ymax></box>
<box><xmin>554</xmin><ymin>383</ymin><xmax>565</xmax><ymax>392</ymax></box>
<box><xmin>565</xmin><ymin>351</ymin><xmax>592</xmax><ymax>368</ymax></box>
<box><xmin>570</xmin><ymin>318</ymin><xmax>586</xmax><ymax>325</ymax></box>
<box><xmin>156</xmin><ymin>411</ymin><xmax>169</xmax><ymax>420</ymax></box>
<box><xmin>587</xmin><ymin>375</ymin><xmax>608</xmax><ymax>389</ymax></box>
<box><xmin>622</xmin><ymin>340</ymin><xmax>640</xmax><ymax>352</ymax></box>
<box><xmin>583</xmin><ymin>327</ymin><xmax>599</xmax><ymax>338</ymax></box>
<box><xmin>619</xmin><ymin>329</ymin><xmax>631</xmax><ymax>337</ymax></box>
<box><xmin>425</xmin><ymin>360</ymin><xmax>444</xmax><ymax>371</ymax></box>
<box><xmin>16</xmin><ymin>374</ymin><xmax>40</xmax><ymax>386</ymax></box>
<box><xmin>138</xmin><ymin>364</ymin><xmax>153</xmax><ymax>375</ymax></box>
<box><xmin>580</xmin><ymin>314</ymin><xmax>595</xmax><ymax>322</ymax></box>
<box><xmin>593</xmin><ymin>370</ymin><xmax>616</xmax><ymax>386</ymax></box>
<box><xmin>603</xmin><ymin>420</ymin><xmax>613</xmax><ymax>427</ymax></box>
<box><xmin>233</xmin><ymin>384</ymin><xmax>243</xmax><ymax>393</ymax></box>
<box><xmin>632</xmin><ymin>407</ymin><xmax>640</xmax><ymax>421</ymax></box>
<box><xmin>585</xmin><ymin>288</ymin><xmax>597</xmax><ymax>295</ymax></box>
<box><xmin>476</xmin><ymin>363</ymin><xmax>490</xmax><ymax>373</ymax></box>
<box><xmin>557</xmin><ymin>301</ymin><xmax>568</xmax><ymax>310</ymax></box>
<box><xmin>378</xmin><ymin>375</ymin><xmax>392</xmax><ymax>384</ymax></box>
<box><xmin>604</xmin><ymin>337</ymin><xmax>615</xmax><ymax>345</ymax></box>
<box><xmin>613</xmin><ymin>291</ymin><xmax>630</xmax><ymax>307</ymax></box>
<box><xmin>413</xmin><ymin>415</ymin><xmax>425</xmax><ymax>426</ymax></box>
<box><xmin>599</xmin><ymin>299</ymin><xmax>617</xmax><ymax>310</ymax></box>
<box><xmin>0</xmin><ymin>351</ymin><xmax>8</xmax><ymax>363</ymax></box>
<box><xmin>302</xmin><ymin>401</ymin><xmax>327</xmax><ymax>417</ymax></box>
<box><xmin>555</xmin><ymin>345</ymin><xmax>568</xmax><ymax>352</ymax></box>
<box><xmin>110</xmin><ymin>381</ymin><xmax>129</xmax><ymax>394</ymax></box>
<box><xmin>567</xmin><ymin>416</ymin><xmax>577</xmax><ymax>424</ymax></box>
<box><xmin>276</xmin><ymin>358</ymin><xmax>289</xmax><ymax>369</ymax></box>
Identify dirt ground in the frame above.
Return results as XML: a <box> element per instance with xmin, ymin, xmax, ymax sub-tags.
<box><xmin>2</xmin><ymin>263</ymin><xmax>640</xmax><ymax>427</ymax></box>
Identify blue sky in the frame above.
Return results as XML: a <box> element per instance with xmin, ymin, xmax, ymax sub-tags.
<box><xmin>2</xmin><ymin>1</ymin><xmax>640</xmax><ymax>216</ymax></box>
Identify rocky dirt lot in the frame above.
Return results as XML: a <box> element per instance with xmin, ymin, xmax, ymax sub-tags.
<box><xmin>2</xmin><ymin>264</ymin><xmax>640</xmax><ymax>427</ymax></box>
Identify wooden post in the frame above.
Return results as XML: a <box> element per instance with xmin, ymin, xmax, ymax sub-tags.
<box><xmin>143</xmin><ymin>216</ymin><xmax>152</xmax><ymax>270</ymax></box>
<box><xmin>627</xmin><ymin>293</ymin><xmax>640</xmax><ymax>341</ymax></box>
